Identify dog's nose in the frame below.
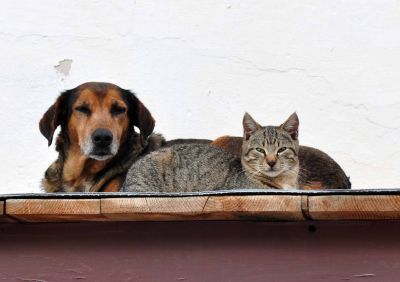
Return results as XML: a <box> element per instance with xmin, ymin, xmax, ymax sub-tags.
<box><xmin>92</xmin><ymin>129</ymin><xmax>113</xmax><ymax>147</ymax></box>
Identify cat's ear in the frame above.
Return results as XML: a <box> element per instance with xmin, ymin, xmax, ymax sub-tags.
<box><xmin>281</xmin><ymin>112</ymin><xmax>299</xmax><ymax>140</ymax></box>
<box><xmin>243</xmin><ymin>112</ymin><xmax>262</xmax><ymax>140</ymax></box>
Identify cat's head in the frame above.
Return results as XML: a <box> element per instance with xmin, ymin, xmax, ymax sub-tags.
<box><xmin>241</xmin><ymin>112</ymin><xmax>300</xmax><ymax>180</ymax></box>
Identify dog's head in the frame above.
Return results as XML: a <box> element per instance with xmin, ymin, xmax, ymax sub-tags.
<box><xmin>39</xmin><ymin>82</ymin><xmax>155</xmax><ymax>161</ymax></box>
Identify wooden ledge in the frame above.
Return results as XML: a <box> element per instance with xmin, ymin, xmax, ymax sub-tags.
<box><xmin>308</xmin><ymin>195</ymin><xmax>400</xmax><ymax>220</ymax></box>
<box><xmin>101</xmin><ymin>195</ymin><xmax>303</xmax><ymax>221</ymax></box>
<box><xmin>0</xmin><ymin>200</ymin><xmax>16</xmax><ymax>223</ymax></box>
<box><xmin>1</xmin><ymin>190</ymin><xmax>400</xmax><ymax>222</ymax></box>
<box><xmin>6</xmin><ymin>199</ymin><xmax>103</xmax><ymax>222</ymax></box>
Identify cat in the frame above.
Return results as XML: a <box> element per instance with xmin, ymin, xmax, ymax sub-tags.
<box><xmin>122</xmin><ymin>112</ymin><xmax>300</xmax><ymax>192</ymax></box>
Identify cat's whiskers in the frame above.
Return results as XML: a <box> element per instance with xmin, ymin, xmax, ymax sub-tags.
<box><xmin>242</xmin><ymin>164</ymin><xmax>265</xmax><ymax>179</ymax></box>
<box><xmin>238</xmin><ymin>164</ymin><xmax>260</xmax><ymax>178</ymax></box>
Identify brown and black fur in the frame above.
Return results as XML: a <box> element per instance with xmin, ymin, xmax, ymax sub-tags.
<box><xmin>40</xmin><ymin>82</ymin><xmax>165</xmax><ymax>193</ymax></box>
<box><xmin>212</xmin><ymin>136</ymin><xmax>351</xmax><ymax>189</ymax></box>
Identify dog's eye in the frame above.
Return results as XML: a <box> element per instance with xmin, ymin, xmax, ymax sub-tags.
<box><xmin>277</xmin><ymin>147</ymin><xmax>287</xmax><ymax>154</ymax></box>
<box><xmin>75</xmin><ymin>105</ymin><xmax>90</xmax><ymax>115</ymax></box>
<box><xmin>111</xmin><ymin>106</ymin><xmax>126</xmax><ymax>116</ymax></box>
<box><xmin>255</xmin><ymin>147</ymin><xmax>265</xmax><ymax>153</ymax></box>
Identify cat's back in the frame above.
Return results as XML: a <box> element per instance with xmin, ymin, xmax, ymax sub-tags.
<box><xmin>171</xmin><ymin>143</ymin><xmax>240</xmax><ymax>170</ymax></box>
<box><xmin>123</xmin><ymin>143</ymin><xmax>243</xmax><ymax>192</ymax></box>
<box><xmin>299</xmin><ymin>145</ymin><xmax>351</xmax><ymax>189</ymax></box>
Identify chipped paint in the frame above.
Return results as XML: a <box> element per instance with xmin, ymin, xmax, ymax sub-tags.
<box><xmin>54</xmin><ymin>59</ymin><xmax>73</xmax><ymax>78</ymax></box>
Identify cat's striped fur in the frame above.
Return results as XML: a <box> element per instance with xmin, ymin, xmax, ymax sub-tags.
<box><xmin>122</xmin><ymin>113</ymin><xmax>300</xmax><ymax>192</ymax></box>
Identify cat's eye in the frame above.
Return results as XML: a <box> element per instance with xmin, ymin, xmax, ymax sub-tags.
<box><xmin>111</xmin><ymin>105</ymin><xmax>127</xmax><ymax>116</ymax></box>
<box><xmin>255</xmin><ymin>147</ymin><xmax>265</xmax><ymax>153</ymax></box>
<box><xmin>75</xmin><ymin>105</ymin><xmax>90</xmax><ymax>115</ymax></box>
<box><xmin>277</xmin><ymin>147</ymin><xmax>287</xmax><ymax>154</ymax></box>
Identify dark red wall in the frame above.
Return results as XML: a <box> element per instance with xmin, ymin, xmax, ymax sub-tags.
<box><xmin>1</xmin><ymin>221</ymin><xmax>399</xmax><ymax>281</ymax></box>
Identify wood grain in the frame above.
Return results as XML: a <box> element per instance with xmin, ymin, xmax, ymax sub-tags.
<box><xmin>203</xmin><ymin>195</ymin><xmax>304</xmax><ymax>220</ymax></box>
<box><xmin>101</xmin><ymin>196</ymin><xmax>304</xmax><ymax>221</ymax></box>
<box><xmin>0</xmin><ymin>201</ymin><xmax>17</xmax><ymax>222</ymax></box>
<box><xmin>101</xmin><ymin>197</ymin><xmax>208</xmax><ymax>221</ymax></box>
<box><xmin>3</xmin><ymin>194</ymin><xmax>400</xmax><ymax>222</ymax></box>
<box><xmin>6</xmin><ymin>199</ymin><xmax>104</xmax><ymax>222</ymax></box>
<box><xmin>308</xmin><ymin>195</ymin><xmax>400</xmax><ymax>220</ymax></box>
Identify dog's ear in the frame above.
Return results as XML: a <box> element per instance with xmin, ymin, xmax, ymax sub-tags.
<box><xmin>39</xmin><ymin>91</ymin><xmax>71</xmax><ymax>146</ymax></box>
<box><xmin>123</xmin><ymin>90</ymin><xmax>155</xmax><ymax>139</ymax></box>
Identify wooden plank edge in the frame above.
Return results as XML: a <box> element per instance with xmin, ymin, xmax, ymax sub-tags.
<box><xmin>0</xmin><ymin>201</ymin><xmax>18</xmax><ymax>223</ymax></box>
<box><xmin>308</xmin><ymin>195</ymin><xmax>400</xmax><ymax>220</ymax></box>
<box><xmin>5</xmin><ymin>194</ymin><xmax>400</xmax><ymax>222</ymax></box>
<box><xmin>203</xmin><ymin>195</ymin><xmax>304</xmax><ymax>221</ymax></box>
<box><xmin>5</xmin><ymin>199</ymin><xmax>105</xmax><ymax>222</ymax></box>
<box><xmin>101</xmin><ymin>197</ymin><xmax>210</xmax><ymax>221</ymax></box>
<box><xmin>101</xmin><ymin>195</ymin><xmax>305</xmax><ymax>221</ymax></box>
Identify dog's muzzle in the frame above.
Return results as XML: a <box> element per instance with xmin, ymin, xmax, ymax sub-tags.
<box><xmin>83</xmin><ymin>128</ymin><xmax>119</xmax><ymax>160</ymax></box>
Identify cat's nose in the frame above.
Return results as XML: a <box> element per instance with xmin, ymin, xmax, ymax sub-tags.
<box><xmin>266</xmin><ymin>155</ymin><xmax>277</xmax><ymax>168</ymax></box>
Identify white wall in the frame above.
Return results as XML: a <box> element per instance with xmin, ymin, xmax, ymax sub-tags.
<box><xmin>0</xmin><ymin>0</ymin><xmax>399</xmax><ymax>193</ymax></box>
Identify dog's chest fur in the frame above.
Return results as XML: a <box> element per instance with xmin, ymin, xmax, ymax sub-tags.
<box><xmin>62</xmin><ymin>147</ymin><xmax>109</xmax><ymax>192</ymax></box>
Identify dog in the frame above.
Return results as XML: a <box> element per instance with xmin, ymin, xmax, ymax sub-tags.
<box><xmin>40</xmin><ymin>82</ymin><xmax>164</xmax><ymax>193</ymax></box>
